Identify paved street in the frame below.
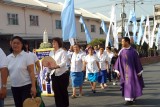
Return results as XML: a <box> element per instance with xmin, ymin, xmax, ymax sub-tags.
<box><xmin>5</xmin><ymin>62</ymin><xmax>160</xmax><ymax>107</ymax></box>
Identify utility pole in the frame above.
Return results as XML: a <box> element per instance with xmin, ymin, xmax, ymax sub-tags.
<box><xmin>121</xmin><ymin>0</ymin><xmax>126</xmax><ymax>37</ymax></box>
<box><xmin>134</xmin><ymin>0</ymin><xmax>135</xmax><ymax>12</ymax></box>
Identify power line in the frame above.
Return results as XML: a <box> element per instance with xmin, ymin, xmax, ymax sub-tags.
<box><xmin>137</xmin><ymin>4</ymin><xmax>152</xmax><ymax>15</ymax></box>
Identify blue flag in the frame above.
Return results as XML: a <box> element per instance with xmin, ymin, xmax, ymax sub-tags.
<box><xmin>101</xmin><ymin>20</ymin><xmax>108</xmax><ymax>34</ymax></box>
<box><xmin>61</xmin><ymin>0</ymin><xmax>77</xmax><ymax>41</ymax></box>
<box><xmin>79</xmin><ymin>16</ymin><xmax>92</xmax><ymax>43</ymax></box>
<box><xmin>132</xmin><ymin>22</ymin><xmax>137</xmax><ymax>43</ymax></box>
<box><xmin>128</xmin><ymin>9</ymin><xmax>136</xmax><ymax>23</ymax></box>
<box><xmin>101</xmin><ymin>20</ymin><xmax>112</xmax><ymax>46</ymax></box>
<box><xmin>137</xmin><ymin>16</ymin><xmax>145</xmax><ymax>45</ymax></box>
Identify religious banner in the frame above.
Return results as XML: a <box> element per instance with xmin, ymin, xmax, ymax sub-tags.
<box><xmin>33</xmin><ymin>48</ymin><xmax>54</xmax><ymax>96</ymax></box>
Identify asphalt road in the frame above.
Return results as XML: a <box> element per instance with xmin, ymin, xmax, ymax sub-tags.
<box><xmin>4</xmin><ymin>62</ymin><xmax>160</xmax><ymax>107</ymax></box>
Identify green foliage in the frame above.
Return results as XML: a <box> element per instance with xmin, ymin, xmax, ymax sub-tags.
<box><xmin>39</xmin><ymin>42</ymin><xmax>52</xmax><ymax>49</ymax></box>
<box><xmin>89</xmin><ymin>38</ymin><xmax>105</xmax><ymax>47</ymax></box>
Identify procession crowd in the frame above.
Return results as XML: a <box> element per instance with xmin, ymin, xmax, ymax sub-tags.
<box><xmin>0</xmin><ymin>36</ymin><xmax>144</xmax><ymax>107</ymax></box>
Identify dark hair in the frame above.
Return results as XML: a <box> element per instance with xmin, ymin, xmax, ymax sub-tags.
<box><xmin>122</xmin><ymin>37</ymin><xmax>130</xmax><ymax>44</ymax></box>
<box><xmin>99</xmin><ymin>45</ymin><xmax>105</xmax><ymax>49</ymax></box>
<box><xmin>52</xmin><ymin>37</ymin><xmax>63</xmax><ymax>48</ymax></box>
<box><xmin>74</xmin><ymin>44</ymin><xmax>80</xmax><ymax>48</ymax></box>
<box><xmin>113</xmin><ymin>48</ymin><xmax>119</xmax><ymax>54</ymax></box>
<box><xmin>23</xmin><ymin>40</ymin><xmax>31</xmax><ymax>52</ymax></box>
<box><xmin>106</xmin><ymin>46</ymin><xmax>111</xmax><ymax>50</ymax></box>
<box><xmin>88</xmin><ymin>46</ymin><xmax>94</xmax><ymax>50</ymax></box>
<box><xmin>10</xmin><ymin>36</ymin><xmax>26</xmax><ymax>53</ymax></box>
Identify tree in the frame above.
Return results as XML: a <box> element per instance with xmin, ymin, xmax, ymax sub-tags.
<box><xmin>89</xmin><ymin>38</ymin><xmax>105</xmax><ymax>47</ymax></box>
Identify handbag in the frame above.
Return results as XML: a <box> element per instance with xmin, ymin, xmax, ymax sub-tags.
<box><xmin>23</xmin><ymin>97</ymin><xmax>41</xmax><ymax>107</ymax></box>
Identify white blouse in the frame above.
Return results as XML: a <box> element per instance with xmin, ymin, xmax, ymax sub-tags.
<box><xmin>7</xmin><ymin>51</ymin><xmax>34</xmax><ymax>87</ymax></box>
<box><xmin>98</xmin><ymin>53</ymin><xmax>108</xmax><ymax>70</ymax></box>
<box><xmin>70</xmin><ymin>52</ymin><xmax>85</xmax><ymax>72</ymax></box>
<box><xmin>28</xmin><ymin>52</ymin><xmax>39</xmax><ymax>75</ymax></box>
<box><xmin>0</xmin><ymin>48</ymin><xmax>7</xmax><ymax>88</ymax></box>
<box><xmin>85</xmin><ymin>55</ymin><xmax>99</xmax><ymax>73</ymax></box>
<box><xmin>49</xmin><ymin>48</ymin><xmax>68</xmax><ymax>76</ymax></box>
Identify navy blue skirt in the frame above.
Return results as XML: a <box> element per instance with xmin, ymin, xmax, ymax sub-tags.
<box><xmin>98</xmin><ymin>70</ymin><xmax>107</xmax><ymax>83</ymax></box>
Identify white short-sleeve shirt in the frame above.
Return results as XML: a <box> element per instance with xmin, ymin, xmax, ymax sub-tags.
<box><xmin>70</xmin><ymin>52</ymin><xmax>85</xmax><ymax>72</ymax></box>
<box><xmin>98</xmin><ymin>53</ymin><xmax>109</xmax><ymax>70</ymax></box>
<box><xmin>85</xmin><ymin>55</ymin><xmax>99</xmax><ymax>73</ymax></box>
<box><xmin>28</xmin><ymin>52</ymin><xmax>39</xmax><ymax>75</ymax></box>
<box><xmin>106</xmin><ymin>52</ymin><xmax>114</xmax><ymax>65</ymax></box>
<box><xmin>7</xmin><ymin>51</ymin><xmax>33</xmax><ymax>87</ymax></box>
<box><xmin>0</xmin><ymin>48</ymin><xmax>7</xmax><ymax>88</ymax></box>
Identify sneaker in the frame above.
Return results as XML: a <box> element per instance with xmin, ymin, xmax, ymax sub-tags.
<box><xmin>71</xmin><ymin>95</ymin><xmax>77</xmax><ymax>99</ymax></box>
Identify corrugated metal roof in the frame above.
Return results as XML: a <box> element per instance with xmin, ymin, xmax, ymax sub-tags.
<box><xmin>40</xmin><ymin>1</ymin><xmax>63</xmax><ymax>13</ymax></box>
<box><xmin>76</xmin><ymin>8</ymin><xmax>100</xmax><ymax>20</ymax></box>
<box><xmin>94</xmin><ymin>13</ymin><xmax>110</xmax><ymax>22</ymax></box>
<box><xmin>2</xmin><ymin>0</ymin><xmax>110</xmax><ymax>22</ymax></box>
<box><xmin>3</xmin><ymin>0</ymin><xmax>47</xmax><ymax>9</ymax></box>
<box><xmin>41</xmin><ymin>1</ymin><xmax>81</xmax><ymax>15</ymax></box>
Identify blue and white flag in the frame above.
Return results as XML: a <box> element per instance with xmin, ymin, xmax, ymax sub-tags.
<box><xmin>79</xmin><ymin>16</ymin><xmax>92</xmax><ymax>43</ymax></box>
<box><xmin>101</xmin><ymin>20</ymin><xmax>108</xmax><ymax>34</ymax></box>
<box><xmin>125</xmin><ymin>23</ymin><xmax>131</xmax><ymax>38</ymax></box>
<box><xmin>128</xmin><ymin>9</ymin><xmax>136</xmax><ymax>23</ymax></box>
<box><xmin>156</xmin><ymin>27</ymin><xmax>160</xmax><ymax>50</ymax></box>
<box><xmin>141</xmin><ymin>16</ymin><xmax>150</xmax><ymax>45</ymax></box>
<box><xmin>150</xmin><ymin>22</ymin><xmax>157</xmax><ymax>48</ymax></box>
<box><xmin>69</xmin><ymin>38</ymin><xmax>75</xmax><ymax>46</ymax></box>
<box><xmin>132</xmin><ymin>22</ymin><xmax>138</xmax><ymax>43</ymax></box>
<box><xmin>127</xmin><ymin>9</ymin><xmax>137</xmax><ymax>42</ymax></box>
<box><xmin>137</xmin><ymin>15</ymin><xmax>145</xmax><ymax>45</ymax></box>
<box><xmin>61</xmin><ymin>0</ymin><xmax>77</xmax><ymax>41</ymax></box>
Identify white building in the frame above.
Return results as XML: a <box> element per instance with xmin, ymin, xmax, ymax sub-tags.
<box><xmin>0</xmin><ymin>0</ymin><xmax>110</xmax><ymax>54</ymax></box>
<box><xmin>154</xmin><ymin>4</ymin><xmax>160</xmax><ymax>26</ymax></box>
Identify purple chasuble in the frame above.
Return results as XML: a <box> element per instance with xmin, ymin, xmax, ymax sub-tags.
<box><xmin>114</xmin><ymin>47</ymin><xmax>144</xmax><ymax>99</ymax></box>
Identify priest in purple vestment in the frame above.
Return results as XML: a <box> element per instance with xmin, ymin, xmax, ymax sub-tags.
<box><xmin>114</xmin><ymin>37</ymin><xmax>144</xmax><ymax>105</ymax></box>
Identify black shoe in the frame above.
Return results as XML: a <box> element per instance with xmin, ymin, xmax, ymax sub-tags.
<box><xmin>92</xmin><ymin>90</ymin><xmax>96</xmax><ymax>93</ymax></box>
<box><xmin>133</xmin><ymin>98</ymin><xmax>136</xmax><ymax>102</ymax></box>
<box><xmin>124</xmin><ymin>101</ymin><xmax>134</xmax><ymax>105</ymax></box>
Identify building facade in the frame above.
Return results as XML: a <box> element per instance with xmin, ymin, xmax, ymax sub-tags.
<box><xmin>155</xmin><ymin>4</ymin><xmax>160</xmax><ymax>27</ymax></box>
<box><xmin>0</xmin><ymin>0</ymin><xmax>110</xmax><ymax>54</ymax></box>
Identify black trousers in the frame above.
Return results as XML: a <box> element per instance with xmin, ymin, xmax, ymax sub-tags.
<box><xmin>11</xmin><ymin>84</ymin><xmax>32</xmax><ymax>107</ymax></box>
<box><xmin>51</xmin><ymin>72</ymin><xmax>69</xmax><ymax>107</ymax></box>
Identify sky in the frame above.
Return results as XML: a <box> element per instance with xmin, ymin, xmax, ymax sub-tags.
<box><xmin>46</xmin><ymin>0</ymin><xmax>160</xmax><ymax>20</ymax></box>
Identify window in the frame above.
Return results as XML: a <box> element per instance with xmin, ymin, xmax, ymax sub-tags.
<box><xmin>7</xmin><ymin>13</ymin><xmax>19</xmax><ymax>25</ymax></box>
<box><xmin>155</xmin><ymin>8</ymin><xmax>158</xmax><ymax>12</ymax></box>
<box><xmin>100</xmin><ymin>27</ymin><xmax>104</xmax><ymax>34</ymax></box>
<box><xmin>155</xmin><ymin>15</ymin><xmax>160</xmax><ymax>20</ymax></box>
<box><xmin>81</xmin><ymin>24</ymin><xmax>84</xmax><ymax>32</ymax></box>
<box><xmin>91</xmin><ymin>25</ymin><xmax>96</xmax><ymax>32</ymax></box>
<box><xmin>56</xmin><ymin>20</ymin><xmax>62</xmax><ymax>29</ymax></box>
<box><xmin>30</xmin><ymin>15</ymin><xmax>39</xmax><ymax>26</ymax></box>
<box><xmin>155</xmin><ymin>8</ymin><xmax>160</xmax><ymax>12</ymax></box>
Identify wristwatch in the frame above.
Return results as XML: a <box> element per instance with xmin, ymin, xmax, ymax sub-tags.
<box><xmin>2</xmin><ymin>84</ymin><xmax>7</xmax><ymax>88</ymax></box>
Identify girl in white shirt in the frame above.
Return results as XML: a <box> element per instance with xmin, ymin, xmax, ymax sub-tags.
<box><xmin>7</xmin><ymin>36</ymin><xmax>36</xmax><ymax>107</ymax></box>
<box><xmin>97</xmin><ymin>47</ymin><xmax>109</xmax><ymax>89</ymax></box>
<box><xmin>83</xmin><ymin>46</ymin><xmax>100</xmax><ymax>93</ymax></box>
<box><xmin>70</xmin><ymin>44</ymin><xmax>85</xmax><ymax>98</ymax></box>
